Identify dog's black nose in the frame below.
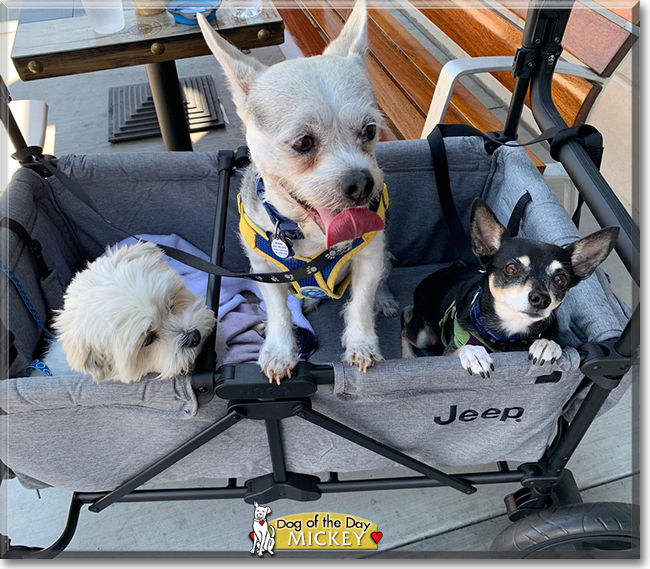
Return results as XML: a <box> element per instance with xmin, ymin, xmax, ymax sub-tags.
<box><xmin>342</xmin><ymin>169</ymin><xmax>374</xmax><ymax>202</ymax></box>
<box><xmin>182</xmin><ymin>329</ymin><xmax>202</xmax><ymax>348</ymax></box>
<box><xmin>528</xmin><ymin>291</ymin><xmax>551</xmax><ymax>310</ymax></box>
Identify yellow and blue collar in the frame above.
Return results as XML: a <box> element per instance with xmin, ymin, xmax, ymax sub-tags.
<box><xmin>238</xmin><ymin>185</ymin><xmax>389</xmax><ymax>300</ymax></box>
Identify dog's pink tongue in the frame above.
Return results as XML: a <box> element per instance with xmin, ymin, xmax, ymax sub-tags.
<box><xmin>319</xmin><ymin>208</ymin><xmax>384</xmax><ymax>248</ymax></box>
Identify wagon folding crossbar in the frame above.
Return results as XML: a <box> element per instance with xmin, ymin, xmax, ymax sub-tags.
<box><xmin>0</xmin><ymin>0</ymin><xmax>639</xmax><ymax>559</ymax></box>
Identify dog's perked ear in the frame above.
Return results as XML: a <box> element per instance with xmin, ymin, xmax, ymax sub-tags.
<box><xmin>197</xmin><ymin>12</ymin><xmax>267</xmax><ymax>114</ymax></box>
<box><xmin>568</xmin><ymin>226</ymin><xmax>620</xmax><ymax>281</ymax></box>
<box><xmin>323</xmin><ymin>0</ymin><xmax>369</xmax><ymax>58</ymax></box>
<box><xmin>470</xmin><ymin>199</ymin><xmax>507</xmax><ymax>264</ymax></box>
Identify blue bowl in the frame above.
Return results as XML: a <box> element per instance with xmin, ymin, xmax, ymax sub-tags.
<box><xmin>166</xmin><ymin>1</ymin><xmax>220</xmax><ymax>25</ymax></box>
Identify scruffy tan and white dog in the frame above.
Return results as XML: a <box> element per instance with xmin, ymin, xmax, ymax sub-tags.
<box><xmin>198</xmin><ymin>1</ymin><xmax>396</xmax><ymax>384</ymax></box>
<box><xmin>43</xmin><ymin>241</ymin><xmax>217</xmax><ymax>383</ymax></box>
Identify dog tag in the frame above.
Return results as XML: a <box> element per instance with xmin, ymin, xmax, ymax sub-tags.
<box><xmin>270</xmin><ymin>221</ymin><xmax>293</xmax><ymax>259</ymax></box>
<box><xmin>271</xmin><ymin>236</ymin><xmax>292</xmax><ymax>258</ymax></box>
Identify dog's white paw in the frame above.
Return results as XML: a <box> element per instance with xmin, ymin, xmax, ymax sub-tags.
<box><xmin>258</xmin><ymin>340</ymin><xmax>299</xmax><ymax>385</ymax></box>
<box><xmin>528</xmin><ymin>339</ymin><xmax>562</xmax><ymax>365</ymax></box>
<box><xmin>376</xmin><ymin>295</ymin><xmax>399</xmax><ymax>318</ymax></box>
<box><xmin>343</xmin><ymin>335</ymin><xmax>383</xmax><ymax>373</ymax></box>
<box><xmin>457</xmin><ymin>345</ymin><xmax>494</xmax><ymax>378</ymax></box>
<box><xmin>302</xmin><ymin>297</ymin><xmax>322</xmax><ymax>314</ymax></box>
<box><xmin>375</xmin><ymin>285</ymin><xmax>399</xmax><ymax>318</ymax></box>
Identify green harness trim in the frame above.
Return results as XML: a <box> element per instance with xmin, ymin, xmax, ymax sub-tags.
<box><xmin>439</xmin><ymin>294</ymin><xmax>501</xmax><ymax>353</ymax></box>
<box><xmin>440</xmin><ymin>288</ymin><xmax>538</xmax><ymax>353</ymax></box>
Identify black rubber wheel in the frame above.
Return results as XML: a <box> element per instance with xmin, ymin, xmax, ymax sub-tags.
<box><xmin>490</xmin><ymin>502</ymin><xmax>640</xmax><ymax>558</ymax></box>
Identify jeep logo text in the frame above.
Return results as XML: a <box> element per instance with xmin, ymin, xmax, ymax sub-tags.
<box><xmin>434</xmin><ymin>405</ymin><xmax>524</xmax><ymax>425</ymax></box>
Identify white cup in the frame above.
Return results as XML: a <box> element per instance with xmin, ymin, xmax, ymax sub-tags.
<box><xmin>232</xmin><ymin>0</ymin><xmax>263</xmax><ymax>19</ymax></box>
<box><xmin>81</xmin><ymin>0</ymin><xmax>125</xmax><ymax>34</ymax></box>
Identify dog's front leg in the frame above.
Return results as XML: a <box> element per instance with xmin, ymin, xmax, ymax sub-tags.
<box><xmin>248</xmin><ymin>255</ymin><xmax>299</xmax><ymax>384</ymax></box>
<box><xmin>257</xmin><ymin>279</ymin><xmax>298</xmax><ymax>383</ymax></box>
<box><xmin>342</xmin><ymin>235</ymin><xmax>385</xmax><ymax>372</ymax></box>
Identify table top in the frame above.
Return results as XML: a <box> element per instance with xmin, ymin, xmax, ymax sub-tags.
<box><xmin>11</xmin><ymin>0</ymin><xmax>284</xmax><ymax>81</ymax></box>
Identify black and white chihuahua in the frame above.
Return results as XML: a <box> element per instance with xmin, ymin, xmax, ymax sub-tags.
<box><xmin>401</xmin><ymin>199</ymin><xmax>619</xmax><ymax>377</ymax></box>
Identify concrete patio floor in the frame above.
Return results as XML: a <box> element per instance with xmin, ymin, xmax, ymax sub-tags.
<box><xmin>0</xmin><ymin>3</ymin><xmax>639</xmax><ymax>559</ymax></box>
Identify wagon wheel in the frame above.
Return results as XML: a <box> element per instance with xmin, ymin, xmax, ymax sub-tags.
<box><xmin>490</xmin><ymin>502</ymin><xmax>639</xmax><ymax>558</ymax></box>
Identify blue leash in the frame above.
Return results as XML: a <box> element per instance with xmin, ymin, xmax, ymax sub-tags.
<box><xmin>0</xmin><ymin>259</ymin><xmax>53</xmax><ymax>340</ymax></box>
<box><xmin>0</xmin><ymin>258</ymin><xmax>55</xmax><ymax>377</ymax></box>
<box><xmin>26</xmin><ymin>359</ymin><xmax>53</xmax><ymax>377</ymax></box>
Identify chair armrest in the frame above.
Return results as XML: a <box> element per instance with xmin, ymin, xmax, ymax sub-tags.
<box><xmin>421</xmin><ymin>56</ymin><xmax>605</xmax><ymax>138</ymax></box>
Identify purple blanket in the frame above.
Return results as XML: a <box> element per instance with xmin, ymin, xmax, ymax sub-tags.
<box><xmin>113</xmin><ymin>235</ymin><xmax>317</xmax><ymax>364</ymax></box>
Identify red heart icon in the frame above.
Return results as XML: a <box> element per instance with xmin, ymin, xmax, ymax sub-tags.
<box><xmin>371</xmin><ymin>531</ymin><xmax>383</xmax><ymax>544</ymax></box>
<box><xmin>250</xmin><ymin>532</ymin><xmax>254</xmax><ymax>540</ymax></box>
<box><xmin>260</xmin><ymin>520</ymin><xmax>265</xmax><ymax>525</ymax></box>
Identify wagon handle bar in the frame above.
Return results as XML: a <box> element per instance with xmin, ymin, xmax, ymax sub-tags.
<box><xmin>0</xmin><ymin>75</ymin><xmax>30</xmax><ymax>156</ymax></box>
<box><xmin>524</xmin><ymin>1</ymin><xmax>640</xmax><ymax>361</ymax></box>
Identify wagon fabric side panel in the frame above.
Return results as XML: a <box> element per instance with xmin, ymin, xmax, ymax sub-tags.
<box><xmin>0</xmin><ymin>138</ymin><xmax>634</xmax><ymax>493</ymax></box>
<box><xmin>0</xmin><ymin>168</ymin><xmax>86</xmax><ymax>378</ymax></box>
<box><xmin>0</xmin><ymin>351</ymin><xmax>583</xmax><ymax>491</ymax></box>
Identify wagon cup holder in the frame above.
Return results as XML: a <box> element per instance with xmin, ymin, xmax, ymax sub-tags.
<box><xmin>214</xmin><ymin>361</ymin><xmax>328</xmax><ymax>400</ymax></box>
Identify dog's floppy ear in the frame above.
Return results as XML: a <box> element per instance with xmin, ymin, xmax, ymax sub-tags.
<box><xmin>324</xmin><ymin>0</ymin><xmax>368</xmax><ymax>58</ymax></box>
<box><xmin>470</xmin><ymin>199</ymin><xmax>507</xmax><ymax>263</ymax></box>
<box><xmin>197</xmin><ymin>12</ymin><xmax>267</xmax><ymax>114</ymax></box>
<box><xmin>568</xmin><ymin>226</ymin><xmax>619</xmax><ymax>281</ymax></box>
<box><xmin>59</xmin><ymin>334</ymin><xmax>112</xmax><ymax>381</ymax></box>
<box><xmin>52</xmin><ymin>306</ymin><xmax>113</xmax><ymax>381</ymax></box>
<box><xmin>265</xmin><ymin>507</ymin><xmax>272</xmax><ymax>516</ymax></box>
<box><xmin>80</xmin><ymin>352</ymin><xmax>113</xmax><ymax>382</ymax></box>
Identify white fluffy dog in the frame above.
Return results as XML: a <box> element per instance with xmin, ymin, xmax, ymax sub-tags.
<box><xmin>44</xmin><ymin>241</ymin><xmax>217</xmax><ymax>383</ymax></box>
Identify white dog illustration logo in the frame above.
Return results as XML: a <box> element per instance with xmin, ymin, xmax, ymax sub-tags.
<box><xmin>250</xmin><ymin>502</ymin><xmax>275</xmax><ymax>556</ymax></box>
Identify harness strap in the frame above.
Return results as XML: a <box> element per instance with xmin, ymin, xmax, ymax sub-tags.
<box><xmin>256</xmin><ymin>178</ymin><xmax>304</xmax><ymax>241</ymax></box>
<box><xmin>440</xmin><ymin>288</ymin><xmax>537</xmax><ymax>353</ymax></box>
<box><xmin>239</xmin><ymin>186</ymin><xmax>389</xmax><ymax>299</ymax></box>
<box><xmin>0</xmin><ymin>217</ymin><xmax>52</xmax><ymax>280</ymax></box>
<box><xmin>0</xmin><ymin>320</ymin><xmax>18</xmax><ymax>378</ymax></box>
<box><xmin>429</xmin><ymin>124</ymin><xmax>604</xmax><ymax>168</ymax></box>
<box><xmin>427</xmin><ymin>126</ymin><xmax>478</xmax><ymax>267</ymax></box>
<box><xmin>426</xmin><ymin>123</ymin><xmax>603</xmax><ymax>265</ymax></box>
<box><xmin>506</xmin><ymin>191</ymin><xmax>533</xmax><ymax>238</ymax></box>
<box><xmin>440</xmin><ymin>300</ymin><xmax>489</xmax><ymax>351</ymax></box>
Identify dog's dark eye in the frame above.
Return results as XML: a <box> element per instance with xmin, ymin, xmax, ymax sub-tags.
<box><xmin>554</xmin><ymin>273</ymin><xmax>568</xmax><ymax>287</ymax></box>
<box><xmin>168</xmin><ymin>301</ymin><xmax>175</xmax><ymax>312</ymax></box>
<box><xmin>143</xmin><ymin>331</ymin><xmax>157</xmax><ymax>347</ymax></box>
<box><xmin>292</xmin><ymin>135</ymin><xmax>315</xmax><ymax>154</ymax></box>
<box><xmin>361</xmin><ymin>123</ymin><xmax>377</xmax><ymax>142</ymax></box>
<box><xmin>505</xmin><ymin>263</ymin><xmax>519</xmax><ymax>275</ymax></box>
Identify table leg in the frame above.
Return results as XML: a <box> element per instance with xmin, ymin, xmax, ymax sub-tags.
<box><xmin>145</xmin><ymin>60</ymin><xmax>193</xmax><ymax>151</ymax></box>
